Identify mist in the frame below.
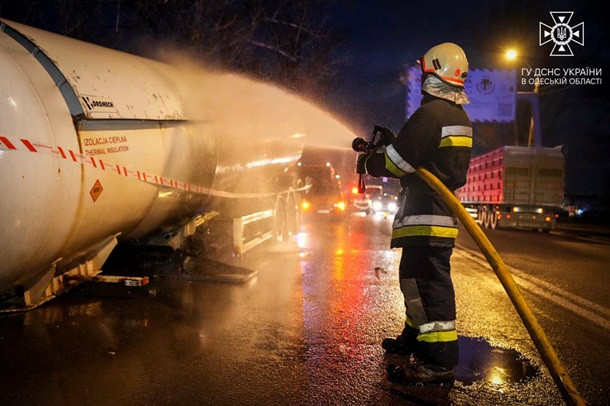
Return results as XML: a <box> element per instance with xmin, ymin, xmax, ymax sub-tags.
<box><xmin>157</xmin><ymin>50</ymin><xmax>356</xmax><ymax>150</ymax></box>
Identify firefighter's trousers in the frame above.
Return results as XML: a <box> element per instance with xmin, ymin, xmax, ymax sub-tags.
<box><xmin>399</xmin><ymin>246</ymin><xmax>458</xmax><ymax>369</ymax></box>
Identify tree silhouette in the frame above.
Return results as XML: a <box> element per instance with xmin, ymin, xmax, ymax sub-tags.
<box><xmin>0</xmin><ymin>0</ymin><xmax>340</xmax><ymax>98</ymax></box>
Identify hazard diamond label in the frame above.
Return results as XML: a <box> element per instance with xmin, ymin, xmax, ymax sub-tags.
<box><xmin>90</xmin><ymin>179</ymin><xmax>103</xmax><ymax>202</ymax></box>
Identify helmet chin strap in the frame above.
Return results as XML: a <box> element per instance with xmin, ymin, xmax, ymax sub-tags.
<box><xmin>421</xmin><ymin>75</ymin><xmax>470</xmax><ymax>105</ymax></box>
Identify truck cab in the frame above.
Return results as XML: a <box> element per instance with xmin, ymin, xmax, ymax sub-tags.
<box><xmin>298</xmin><ymin>164</ymin><xmax>347</xmax><ymax>216</ymax></box>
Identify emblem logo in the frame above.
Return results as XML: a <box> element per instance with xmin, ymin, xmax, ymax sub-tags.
<box><xmin>476</xmin><ymin>76</ymin><xmax>495</xmax><ymax>95</ymax></box>
<box><xmin>539</xmin><ymin>11</ymin><xmax>584</xmax><ymax>56</ymax></box>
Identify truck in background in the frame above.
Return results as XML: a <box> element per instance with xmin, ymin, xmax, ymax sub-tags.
<box><xmin>298</xmin><ymin>164</ymin><xmax>347</xmax><ymax>216</ymax></box>
<box><xmin>350</xmin><ymin>184</ymin><xmax>377</xmax><ymax>214</ymax></box>
<box><xmin>349</xmin><ymin>184</ymin><xmax>398</xmax><ymax>216</ymax></box>
<box><xmin>456</xmin><ymin>146</ymin><xmax>565</xmax><ymax>232</ymax></box>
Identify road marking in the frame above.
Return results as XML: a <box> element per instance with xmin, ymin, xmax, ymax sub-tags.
<box><xmin>552</xmin><ymin>232</ymin><xmax>610</xmax><ymax>245</ymax></box>
<box><xmin>454</xmin><ymin>244</ymin><xmax>610</xmax><ymax>331</ymax></box>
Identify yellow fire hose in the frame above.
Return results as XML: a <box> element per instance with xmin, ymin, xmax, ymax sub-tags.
<box><xmin>415</xmin><ymin>167</ymin><xmax>587</xmax><ymax>406</ymax></box>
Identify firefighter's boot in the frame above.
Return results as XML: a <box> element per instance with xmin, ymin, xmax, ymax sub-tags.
<box><xmin>387</xmin><ymin>361</ymin><xmax>454</xmax><ymax>384</ymax></box>
<box><xmin>382</xmin><ymin>323</ymin><xmax>418</xmax><ymax>355</ymax></box>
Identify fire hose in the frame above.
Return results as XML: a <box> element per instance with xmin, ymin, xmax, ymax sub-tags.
<box><xmin>353</xmin><ymin>132</ymin><xmax>587</xmax><ymax>406</ymax></box>
<box><xmin>416</xmin><ymin>167</ymin><xmax>586</xmax><ymax>406</ymax></box>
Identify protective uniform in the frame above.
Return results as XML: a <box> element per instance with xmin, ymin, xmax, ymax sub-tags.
<box><xmin>363</xmin><ymin>43</ymin><xmax>472</xmax><ymax>375</ymax></box>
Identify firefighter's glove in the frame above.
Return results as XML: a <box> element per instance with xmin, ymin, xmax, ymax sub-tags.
<box><xmin>356</xmin><ymin>153</ymin><xmax>371</xmax><ymax>175</ymax></box>
<box><xmin>373</xmin><ymin>125</ymin><xmax>396</xmax><ymax>147</ymax></box>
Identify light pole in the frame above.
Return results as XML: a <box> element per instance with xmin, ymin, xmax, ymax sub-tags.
<box><xmin>505</xmin><ymin>48</ymin><xmax>539</xmax><ymax>93</ymax></box>
<box><xmin>504</xmin><ymin>49</ymin><xmax>541</xmax><ymax>147</ymax></box>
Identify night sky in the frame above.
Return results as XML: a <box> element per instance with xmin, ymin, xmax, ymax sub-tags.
<box><xmin>1</xmin><ymin>0</ymin><xmax>609</xmax><ymax>198</ymax></box>
<box><xmin>323</xmin><ymin>0</ymin><xmax>609</xmax><ymax>198</ymax></box>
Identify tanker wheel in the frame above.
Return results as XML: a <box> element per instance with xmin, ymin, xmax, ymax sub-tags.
<box><xmin>286</xmin><ymin>194</ymin><xmax>299</xmax><ymax>236</ymax></box>
<box><xmin>273</xmin><ymin>198</ymin><xmax>288</xmax><ymax>243</ymax></box>
<box><xmin>295</xmin><ymin>200</ymin><xmax>303</xmax><ymax>231</ymax></box>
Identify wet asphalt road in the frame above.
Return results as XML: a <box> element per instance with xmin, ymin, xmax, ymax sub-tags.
<box><xmin>454</xmin><ymin>223</ymin><xmax>610</xmax><ymax>404</ymax></box>
<box><xmin>0</xmin><ymin>214</ymin><xmax>608</xmax><ymax>405</ymax></box>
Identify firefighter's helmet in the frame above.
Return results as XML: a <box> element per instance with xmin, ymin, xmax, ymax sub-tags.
<box><xmin>419</xmin><ymin>43</ymin><xmax>468</xmax><ymax>88</ymax></box>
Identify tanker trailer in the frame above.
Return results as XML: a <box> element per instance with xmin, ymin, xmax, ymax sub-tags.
<box><xmin>0</xmin><ymin>19</ymin><xmax>354</xmax><ymax>309</ymax></box>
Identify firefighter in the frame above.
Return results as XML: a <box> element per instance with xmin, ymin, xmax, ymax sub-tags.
<box><xmin>356</xmin><ymin>42</ymin><xmax>472</xmax><ymax>382</ymax></box>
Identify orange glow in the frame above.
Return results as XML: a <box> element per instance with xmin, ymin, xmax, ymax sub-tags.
<box><xmin>327</xmin><ymin>225</ymin><xmax>371</xmax><ymax>334</ymax></box>
<box><xmin>506</xmin><ymin>214</ymin><xmax>511</xmax><ymax>219</ymax></box>
<box><xmin>545</xmin><ymin>216</ymin><xmax>552</xmax><ymax>222</ymax></box>
<box><xmin>335</xmin><ymin>201</ymin><xmax>346</xmax><ymax>211</ymax></box>
<box><xmin>351</xmin><ymin>187</ymin><xmax>359</xmax><ymax>194</ymax></box>
<box><xmin>301</xmin><ymin>201</ymin><xmax>311</xmax><ymax>210</ymax></box>
<box><xmin>505</xmin><ymin>49</ymin><xmax>518</xmax><ymax>61</ymax></box>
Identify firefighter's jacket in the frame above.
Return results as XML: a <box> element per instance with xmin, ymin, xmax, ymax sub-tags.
<box><xmin>365</xmin><ymin>94</ymin><xmax>472</xmax><ymax>248</ymax></box>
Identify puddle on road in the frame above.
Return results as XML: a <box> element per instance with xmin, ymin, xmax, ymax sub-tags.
<box><xmin>455</xmin><ymin>337</ymin><xmax>538</xmax><ymax>386</ymax></box>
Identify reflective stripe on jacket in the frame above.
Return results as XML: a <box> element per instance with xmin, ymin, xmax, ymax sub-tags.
<box><xmin>365</xmin><ymin>94</ymin><xmax>472</xmax><ymax>247</ymax></box>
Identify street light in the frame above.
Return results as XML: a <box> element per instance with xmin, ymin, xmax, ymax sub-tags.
<box><xmin>503</xmin><ymin>48</ymin><xmax>541</xmax><ymax>147</ymax></box>
<box><xmin>504</xmin><ymin>48</ymin><xmax>538</xmax><ymax>93</ymax></box>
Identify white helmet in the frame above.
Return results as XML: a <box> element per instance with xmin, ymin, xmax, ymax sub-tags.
<box><xmin>419</xmin><ymin>43</ymin><xmax>468</xmax><ymax>88</ymax></box>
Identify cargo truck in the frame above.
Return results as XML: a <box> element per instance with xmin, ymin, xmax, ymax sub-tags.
<box><xmin>456</xmin><ymin>146</ymin><xmax>564</xmax><ymax>232</ymax></box>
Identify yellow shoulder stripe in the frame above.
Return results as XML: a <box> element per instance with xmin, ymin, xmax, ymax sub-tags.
<box><xmin>439</xmin><ymin>136</ymin><xmax>472</xmax><ymax>148</ymax></box>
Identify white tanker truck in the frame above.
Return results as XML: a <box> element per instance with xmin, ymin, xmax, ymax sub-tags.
<box><xmin>0</xmin><ymin>19</ymin><xmax>354</xmax><ymax>310</ymax></box>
